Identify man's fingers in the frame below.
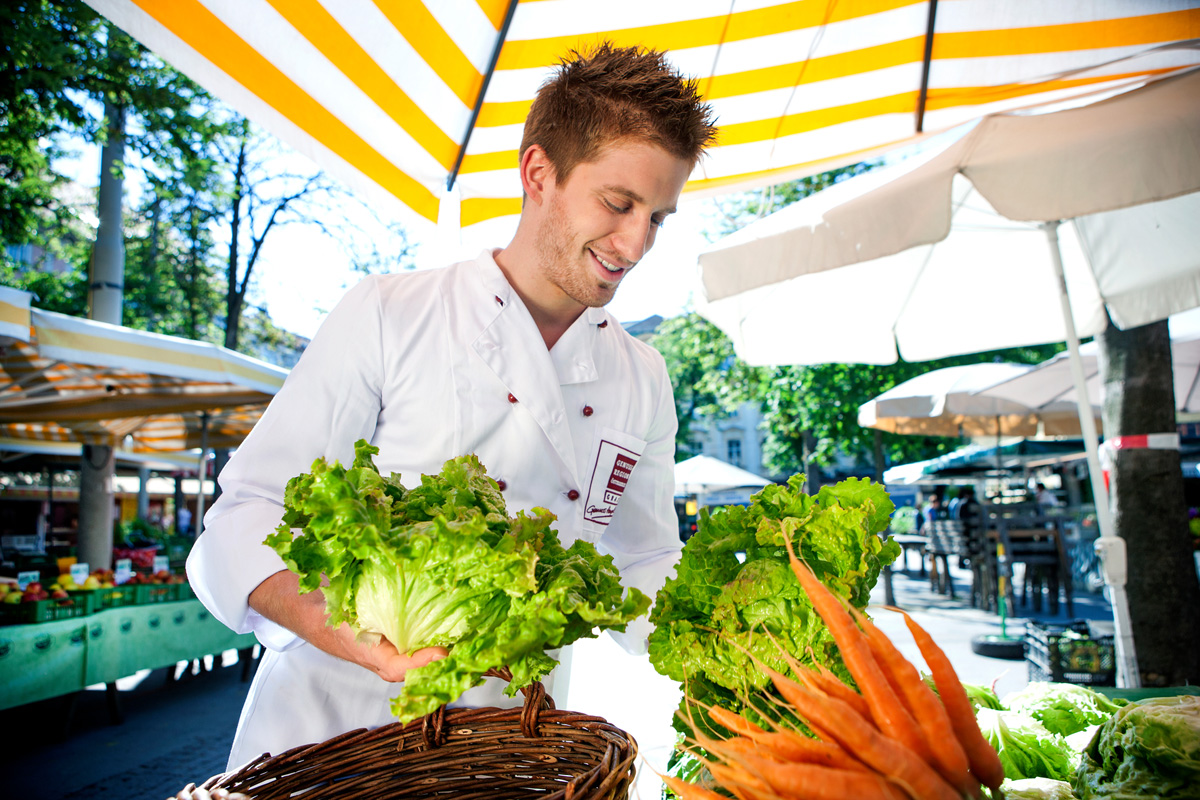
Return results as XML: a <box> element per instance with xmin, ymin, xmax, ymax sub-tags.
<box><xmin>371</xmin><ymin>644</ymin><xmax>449</xmax><ymax>682</ymax></box>
<box><xmin>409</xmin><ymin>646</ymin><xmax>448</xmax><ymax>667</ymax></box>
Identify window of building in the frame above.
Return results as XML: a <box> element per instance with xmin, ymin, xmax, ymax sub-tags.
<box><xmin>727</xmin><ymin>439</ymin><xmax>742</xmax><ymax>467</ymax></box>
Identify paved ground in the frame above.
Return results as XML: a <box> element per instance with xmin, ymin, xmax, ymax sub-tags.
<box><xmin>2</xmin><ymin>558</ymin><xmax>1112</xmax><ymax>799</ymax></box>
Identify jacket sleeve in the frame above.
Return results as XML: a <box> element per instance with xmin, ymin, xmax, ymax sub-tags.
<box><xmin>595</xmin><ymin>348</ymin><xmax>683</xmax><ymax>655</ymax></box>
<box><xmin>186</xmin><ymin>277</ymin><xmax>386</xmax><ymax>650</ymax></box>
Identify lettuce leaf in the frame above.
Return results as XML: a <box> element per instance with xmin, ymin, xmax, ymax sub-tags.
<box><xmin>647</xmin><ymin>474</ymin><xmax>899</xmax><ymax>736</ymax></box>
<box><xmin>977</xmin><ymin>708</ymin><xmax>1078</xmax><ymax>781</ymax></box>
<box><xmin>1003</xmin><ymin>682</ymin><xmax>1127</xmax><ymax>737</ymax></box>
<box><xmin>1074</xmin><ymin>695</ymin><xmax>1200</xmax><ymax>799</ymax></box>
<box><xmin>265</xmin><ymin>440</ymin><xmax>650</xmax><ymax>722</ymax></box>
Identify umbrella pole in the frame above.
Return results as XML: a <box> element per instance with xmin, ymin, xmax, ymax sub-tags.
<box><xmin>195</xmin><ymin>412</ymin><xmax>210</xmax><ymax>538</ymax></box>
<box><xmin>1044</xmin><ymin>220</ymin><xmax>1140</xmax><ymax>688</ymax></box>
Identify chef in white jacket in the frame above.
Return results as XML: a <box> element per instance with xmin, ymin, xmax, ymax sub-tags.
<box><xmin>187</xmin><ymin>43</ymin><xmax>717</xmax><ymax>770</ymax></box>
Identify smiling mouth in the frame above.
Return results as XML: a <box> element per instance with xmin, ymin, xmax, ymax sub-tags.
<box><xmin>591</xmin><ymin>249</ymin><xmax>627</xmax><ymax>276</ymax></box>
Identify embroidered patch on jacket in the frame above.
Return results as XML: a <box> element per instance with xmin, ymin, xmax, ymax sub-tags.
<box><xmin>584</xmin><ymin>439</ymin><xmax>640</xmax><ymax>526</ymax></box>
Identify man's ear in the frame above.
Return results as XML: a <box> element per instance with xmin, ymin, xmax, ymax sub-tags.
<box><xmin>519</xmin><ymin>144</ymin><xmax>554</xmax><ymax>205</ymax></box>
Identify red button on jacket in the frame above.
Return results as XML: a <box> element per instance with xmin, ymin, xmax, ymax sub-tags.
<box><xmin>567</xmin><ymin>489</ymin><xmax>580</xmax><ymax>501</ymax></box>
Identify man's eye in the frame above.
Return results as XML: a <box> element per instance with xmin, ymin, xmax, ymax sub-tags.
<box><xmin>604</xmin><ymin>199</ymin><xmax>630</xmax><ymax>214</ymax></box>
<box><xmin>652</xmin><ymin>216</ymin><xmax>667</xmax><ymax>229</ymax></box>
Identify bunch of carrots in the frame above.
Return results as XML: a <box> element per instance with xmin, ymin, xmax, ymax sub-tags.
<box><xmin>662</xmin><ymin>532</ymin><xmax>1006</xmax><ymax>800</ymax></box>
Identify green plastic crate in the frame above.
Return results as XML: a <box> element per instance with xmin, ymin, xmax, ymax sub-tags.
<box><xmin>90</xmin><ymin>585</ymin><xmax>140</xmax><ymax>611</ymax></box>
<box><xmin>135</xmin><ymin>584</ymin><xmax>174</xmax><ymax>604</ymax></box>
<box><xmin>0</xmin><ymin>595</ymin><xmax>91</xmax><ymax>625</ymax></box>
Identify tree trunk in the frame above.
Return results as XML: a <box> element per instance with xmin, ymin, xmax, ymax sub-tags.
<box><xmin>1098</xmin><ymin>317</ymin><xmax>1200</xmax><ymax>685</ymax></box>
<box><xmin>78</xmin><ymin>51</ymin><xmax>127</xmax><ymax>572</ymax></box>
<box><xmin>225</xmin><ymin>137</ymin><xmax>247</xmax><ymax>351</ymax></box>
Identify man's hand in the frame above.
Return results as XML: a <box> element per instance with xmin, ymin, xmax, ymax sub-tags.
<box><xmin>248</xmin><ymin>570</ymin><xmax>447</xmax><ymax>682</ymax></box>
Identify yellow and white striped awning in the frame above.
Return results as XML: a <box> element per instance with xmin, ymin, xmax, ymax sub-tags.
<box><xmin>83</xmin><ymin>1</ymin><xmax>1200</xmax><ymax>233</ymax></box>
<box><xmin>0</xmin><ymin>303</ymin><xmax>288</xmax><ymax>452</ymax></box>
<box><xmin>0</xmin><ymin>287</ymin><xmax>33</xmax><ymax>346</ymax></box>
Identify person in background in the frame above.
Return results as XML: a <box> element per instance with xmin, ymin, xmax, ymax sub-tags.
<box><xmin>1035</xmin><ymin>481</ymin><xmax>1061</xmax><ymax>508</ymax></box>
<box><xmin>918</xmin><ymin>491</ymin><xmax>947</xmax><ymax>532</ymax></box>
<box><xmin>187</xmin><ymin>43</ymin><xmax>717</xmax><ymax>770</ymax></box>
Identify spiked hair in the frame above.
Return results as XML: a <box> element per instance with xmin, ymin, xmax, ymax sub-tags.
<box><xmin>520</xmin><ymin>43</ymin><xmax>717</xmax><ymax>185</ymax></box>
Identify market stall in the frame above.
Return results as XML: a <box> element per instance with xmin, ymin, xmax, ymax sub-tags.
<box><xmin>0</xmin><ymin>598</ymin><xmax>256</xmax><ymax>713</ymax></box>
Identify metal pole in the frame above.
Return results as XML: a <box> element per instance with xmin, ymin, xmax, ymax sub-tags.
<box><xmin>195</xmin><ymin>412</ymin><xmax>210</xmax><ymax>538</ymax></box>
<box><xmin>1043</xmin><ymin>221</ymin><xmax>1140</xmax><ymax>688</ymax></box>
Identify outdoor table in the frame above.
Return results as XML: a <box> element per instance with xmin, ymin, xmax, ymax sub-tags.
<box><xmin>0</xmin><ymin>599</ymin><xmax>256</xmax><ymax>719</ymax></box>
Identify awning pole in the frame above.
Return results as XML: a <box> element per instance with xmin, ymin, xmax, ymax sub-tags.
<box><xmin>1044</xmin><ymin>220</ymin><xmax>1140</xmax><ymax>688</ymax></box>
<box><xmin>195</xmin><ymin>412</ymin><xmax>210</xmax><ymax>538</ymax></box>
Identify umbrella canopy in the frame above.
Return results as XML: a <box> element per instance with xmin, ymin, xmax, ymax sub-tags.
<box><xmin>82</xmin><ymin>0</ymin><xmax>1199</xmax><ymax>233</ymax></box>
<box><xmin>861</xmin><ymin>361</ymin><xmax>1056</xmax><ymax>436</ymax></box>
<box><xmin>674</xmin><ymin>454</ymin><xmax>772</xmax><ymax>495</ymax></box>
<box><xmin>884</xmin><ymin>439</ymin><xmax>1088</xmax><ymax>485</ymax></box>
<box><xmin>698</xmin><ymin>67</ymin><xmax>1200</xmax><ymax>365</ymax></box>
<box><xmin>0</xmin><ymin>305</ymin><xmax>288</xmax><ymax>454</ymax></box>
<box><xmin>0</xmin><ymin>287</ymin><xmax>32</xmax><ymax>347</ymax></box>
<box><xmin>858</xmin><ymin>361</ymin><xmax>1103</xmax><ymax>437</ymax></box>
<box><xmin>976</xmin><ymin>309</ymin><xmax>1200</xmax><ymax>424</ymax></box>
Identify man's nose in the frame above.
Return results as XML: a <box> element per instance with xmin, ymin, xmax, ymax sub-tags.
<box><xmin>612</xmin><ymin>213</ymin><xmax>656</xmax><ymax>264</ymax></box>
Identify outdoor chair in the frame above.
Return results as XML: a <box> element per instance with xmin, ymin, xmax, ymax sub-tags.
<box><xmin>959</xmin><ymin>506</ymin><xmax>997</xmax><ymax>612</ymax></box>
<box><xmin>995</xmin><ymin>514</ymin><xmax>1074</xmax><ymax>616</ymax></box>
<box><xmin>925</xmin><ymin>518</ymin><xmax>966</xmax><ymax>598</ymax></box>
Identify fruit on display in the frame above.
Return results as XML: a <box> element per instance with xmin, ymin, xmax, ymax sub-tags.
<box><xmin>123</xmin><ymin>569</ymin><xmax>185</xmax><ymax>585</ymax></box>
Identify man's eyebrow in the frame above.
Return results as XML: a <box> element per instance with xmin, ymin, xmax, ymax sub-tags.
<box><xmin>602</xmin><ymin>185</ymin><xmax>677</xmax><ymax>215</ymax></box>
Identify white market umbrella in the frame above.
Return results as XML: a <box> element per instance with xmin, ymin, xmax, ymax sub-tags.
<box><xmin>859</xmin><ymin>361</ymin><xmax>1104</xmax><ymax>437</ymax></box>
<box><xmin>82</xmin><ymin>0</ymin><xmax>1199</xmax><ymax>236</ymax></box>
<box><xmin>859</xmin><ymin>361</ymin><xmax>1054</xmax><ymax>437</ymax></box>
<box><xmin>698</xmin><ymin>67</ymin><xmax>1200</xmax><ymax>688</ymax></box>
<box><xmin>674</xmin><ymin>454</ymin><xmax>772</xmax><ymax>496</ymax></box>
<box><xmin>975</xmin><ymin>308</ymin><xmax>1200</xmax><ymax>423</ymax></box>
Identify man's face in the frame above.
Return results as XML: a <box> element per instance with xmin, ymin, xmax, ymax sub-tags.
<box><xmin>534</xmin><ymin>139</ymin><xmax>692</xmax><ymax>309</ymax></box>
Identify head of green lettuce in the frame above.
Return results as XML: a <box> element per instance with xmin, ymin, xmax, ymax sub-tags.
<box><xmin>1074</xmin><ymin>694</ymin><xmax>1200</xmax><ymax>799</ymax></box>
<box><xmin>265</xmin><ymin>440</ymin><xmax>649</xmax><ymax>723</ymax></box>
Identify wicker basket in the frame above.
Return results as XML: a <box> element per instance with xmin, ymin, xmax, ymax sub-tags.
<box><xmin>197</xmin><ymin>669</ymin><xmax>638</xmax><ymax>800</ymax></box>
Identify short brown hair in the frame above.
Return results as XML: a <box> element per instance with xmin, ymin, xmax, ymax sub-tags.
<box><xmin>520</xmin><ymin>43</ymin><xmax>717</xmax><ymax>185</ymax></box>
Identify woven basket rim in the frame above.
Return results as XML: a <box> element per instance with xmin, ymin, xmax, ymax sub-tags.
<box><xmin>206</xmin><ymin>671</ymin><xmax>639</xmax><ymax>800</ymax></box>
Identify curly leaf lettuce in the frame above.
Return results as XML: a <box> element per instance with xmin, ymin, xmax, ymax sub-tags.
<box><xmin>1004</xmin><ymin>682</ymin><xmax>1127</xmax><ymax>737</ymax></box>
<box><xmin>647</xmin><ymin>475</ymin><xmax>899</xmax><ymax>735</ymax></box>
<box><xmin>977</xmin><ymin>708</ymin><xmax>1078</xmax><ymax>782</ymax></box>
<box><xmin>266</xmin><ymin>440</ymin><xmax>649</xmax><ymax>722</ymax></box>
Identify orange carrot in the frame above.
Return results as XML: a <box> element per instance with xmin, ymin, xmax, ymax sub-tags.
<box><xmin>734</xmin><ymin>749</ymin><xmax>912</xmax><ymax>800</ymax></box>
<box><xmin>705</xmin><ymin>703</ymin><xmax>768</xmax><ymax>738</ymax></box>
<box><xmin>661</xmin><ymin>774</ymin><xmax>737</xmax><ymax>800</ymax></box>
<box><xmin>809</xmin><ymin>660</ymin><xmax>873</xmax><ymax>720</ymax></box>
<box><xmin>845</xmin><ymin>603</ymin><xmax>980</xmax><ymax>798</ymax></box>
<box><xmin>782</xmin><ymin>541</ymin><xmax>931</xmax><ymax>763</ymax></box>
<box><xmin>705</xmin><ymin>760</ymin><xmax>781</xmax><ymax>799</ymax></box>
<box><xmin>759</xmin><ymin>660</ymin><xmax>962</xmax><ymax>800</ymax></box>
<box><xmin>701</xmin><ymin>728</ymin><xmax>868</xmax><ymax>774</ymax></box>
<box><xmin>888</xmin><ymin>605</ymin><xmax>1006</xmax><ymax>793</ymax></box>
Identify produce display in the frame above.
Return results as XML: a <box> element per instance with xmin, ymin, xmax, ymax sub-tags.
<box><xmin>657</xmin><ymin>505</ymin><xmax>1006</xmax><ymax>800</ymax></box>
<box><xmin>265</xmin><ymin>439</ymin><xmax>650</xmax><ymax>723</ymax></box>
<box><xmin>0</xmin><ymin>564</ymin><xmax>193</xmax><ymax>624</ymax></box>
<box><xmin>648</xmin><ymin>475</ymin><xmax>900</xmax><ymax>746</ymax></box>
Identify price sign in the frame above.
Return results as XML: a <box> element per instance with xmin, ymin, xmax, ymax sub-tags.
<box><xmin>114</xmin><ymin>558</ymin><xmax>133</xmax><ymax>585</ymax></box>
<box><xmin>70</xmin><ymin>562</ymin><xmax>90</xmax><ymax>585</ymax></box>
<box><xmin>153</xmin><ymin>555</ymin><xmax>170</xmax><ymax>575</ymax></box>
<box><xmin>17</xmin><ymin>570</ymin><xmax>40</xmax><ymax>590</ymax></box>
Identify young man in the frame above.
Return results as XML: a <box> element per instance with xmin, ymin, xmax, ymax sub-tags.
<box><xmin>187</xmin><ymin>44</ymin><xmax>717</xmax><ymax>768</ymax></box>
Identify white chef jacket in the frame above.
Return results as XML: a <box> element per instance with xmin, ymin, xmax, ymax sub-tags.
<box><xmin>188</xmin><ymin>249</ymin><xmax>683</xmax><ymax>770</ymax></box>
